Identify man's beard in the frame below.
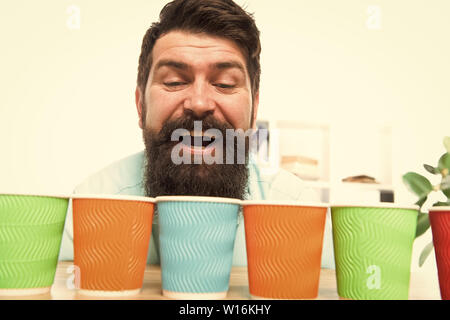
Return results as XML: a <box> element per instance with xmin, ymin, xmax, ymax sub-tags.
<box><xmin>143</xmin><ymin>114</ymin><xmax>250</xmax><ymax>200</ymax></box>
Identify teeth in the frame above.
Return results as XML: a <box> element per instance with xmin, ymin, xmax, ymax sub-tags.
<box><xmin>189</xmin><ymin>131</ymin><xmax>215</xmax><ymax>138</ymax></box>
<box><xmin>177</xmin><ymin>130</ymin><xmax>216</xmax><ymax>149</ymax></box>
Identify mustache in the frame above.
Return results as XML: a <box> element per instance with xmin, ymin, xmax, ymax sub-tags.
<box><xmin>142</xmin><ymin>114</ymin><xmax>250</xmax><ymax>199</ymax></box>
<box><xmin>152</xmin><ymin>115</ymin><xmax>235</xmax><ymax>145</ymax></box>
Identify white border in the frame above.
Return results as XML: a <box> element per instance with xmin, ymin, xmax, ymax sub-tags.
<box><xmin>71</xmin><ymin>194</ymin><xmax>155</xmax><ymax>203</ymax></box>
<box><xmin>156</xmin><ymin>196</ymin><xmax>241</xmax><ymax>205</ymax></box>
<box><xmin>429</xmin><ymin>206</ymin><xmax>450</xmax><ymax>212</ymax></box>
<box><xmin>331</xmin><ymin>203</ymin><xmax>419</xmax><ymax>210</ymax></box>
<box><xmin>242</xmin><ymin>200</ymin><xmax>329</xmax><ymax>208</ymax></box>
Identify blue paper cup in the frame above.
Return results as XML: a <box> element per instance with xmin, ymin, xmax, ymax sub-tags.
<box><xmin>156</xmin><ymin>196</ymin><xmax>241</xmax><ymax>299</ymax></box>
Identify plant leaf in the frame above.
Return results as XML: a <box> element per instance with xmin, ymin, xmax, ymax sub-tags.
<box><xmin>419</xmin><ymin>241</ymin><xmax>434</xmax><ymax>267</ymax></box>
<box><xmin>444</xmin><ymin>137</ymin><xmax>450</xmax><ymax>153</ymax></box>
<box><xmin>402</xmin><ymin>172</ymin><xmax>433</xmax><ymax>198</ymax></box>
<box><xmin>415</xmin><ymin>212</ymin><xmax>430</xmax><ymax>238</ymax></box>
<box><xmin>442</xmin><ymin>189</ymin><xmax>450</xmax><ymax>199</ymax></box>
<box><xmin>438</xmin><ymin>153</ymin><xmax>450</xmax><ymax>172</ymax></box>
<box><xmin>435</xmin><ymin>201</ymin><xmax>450</xmax><ymax>206</ymax></box>
<box><xmin>441</xmin><ymin>175</ymin><xmax>450</xmax><ymax>196</ymax></box>
<box><xmin>415</xmin><ymin>196</ymin><xmax>427</xmax><ymax>208</ymax></box>
<box><xmin>424</xmin><ymin>164</ymin><xmax>440</xmax><ymax>175</ymax></box>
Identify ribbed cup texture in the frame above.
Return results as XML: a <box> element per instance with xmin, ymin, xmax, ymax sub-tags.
<box><xmin>73</xmin><ymin>199</ymin><xmax>154</xmax><ymax>291</ymax></box>
<box><xmin>0</xmin><ymin>195</ymin><xmax>68</xmax><ymax>289</ymax></box>
<box><xmin>243</xmin><ymin>205</ymin><xmax>327</xmax><ymax>299</ymax></box>
<box><xmin>157</xmin><ymin>201</ymin><xmax>239</xmax><ymax>294</ymax></box>
<box><xmin>429</xmin><ymin>209</ymin><xmax>450</xmax><ymax>300</ymax></box>
<box><xmin>331</xmin><ymin>207</ymin><xmax>417</xmax><ymax>300</ymax></box>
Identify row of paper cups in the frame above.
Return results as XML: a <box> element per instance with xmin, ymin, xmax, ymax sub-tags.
<box><xmin>0</xmin><ymin>193</ymin><xmax>424</xmax><ymax>299</ymax></box>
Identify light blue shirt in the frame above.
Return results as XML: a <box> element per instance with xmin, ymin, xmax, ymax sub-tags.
<box><xmin>59</xmin><ymin>151</ymin><xmax>335</xmax><ymax>268</ymax></box>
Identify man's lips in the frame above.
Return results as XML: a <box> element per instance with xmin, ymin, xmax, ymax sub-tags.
<box><xmin>180</xmin><ymin>141</ymin><xmax>216</xmax><ymax>155</ymax></box>
<box><xmin>161</xmin><ymin>127</ymin><xmax>224</xmax><ymax>157</ymax></box>
<box><xmin>177</xmin><ymin>131</ymin><xmax>217</xmax><ymax>154</ymax></box>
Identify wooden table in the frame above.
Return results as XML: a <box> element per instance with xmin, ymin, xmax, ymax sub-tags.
<box><xmin>0</xmin><ymin>262</ymin><xmax>441</xmax><ymax>300</ymax></box>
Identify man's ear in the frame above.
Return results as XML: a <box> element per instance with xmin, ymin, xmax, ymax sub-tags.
<box><xmin>135</xmin><ymin>86</ymin><xmax>144</xmax><ymax>129</ymax></box>
<box><xmin>251</xmin><ymin>91</ymin><xmax>260</xmax><ymax>130</ymax></box>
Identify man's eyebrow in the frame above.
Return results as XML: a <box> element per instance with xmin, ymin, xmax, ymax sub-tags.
<box><xmin>212</xmin><ymin>61</ymin><xmax>246</xmax><ymax>74</ymax></box>
<box><xmin>154</xmin><ymin>59</ymin><xmax>189</xmax><ymax>72</ymax></box>
<box><xmin>153</xmin><ymin>59</ymin><xmax>246</xmax><ymax>74</ymax></box>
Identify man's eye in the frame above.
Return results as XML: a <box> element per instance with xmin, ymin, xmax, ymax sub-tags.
<box><xmin>214</xmin><ymin>83</ymin><xmax>235</xmax><ymax>89</ymax></box>
<box><xmin>164</xmin><ymin>82</ymin><xmax>186</xmax><ymax>87</ymax></box>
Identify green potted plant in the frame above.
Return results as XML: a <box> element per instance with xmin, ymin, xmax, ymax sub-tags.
<box><xmin>403</xmin><ymin>136</ymin><xmax>450</xmax><ymax>265</ymax></box>
<box><xmin>403</xmin><ymin>136</ymin><xmax>450</xmax><ymax>299</ymax></box>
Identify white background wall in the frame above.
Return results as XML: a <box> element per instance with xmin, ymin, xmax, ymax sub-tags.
<box><xmin>1</xmin><ymin>0</ymin><xmax>449</xmax><ymax>296</ymax></box>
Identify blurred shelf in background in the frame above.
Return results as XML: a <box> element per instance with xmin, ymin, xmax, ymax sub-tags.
<box><xmin>255</xmin><ymin>120</ymin><xmax>394</xmax><ymax>204</ymax></box>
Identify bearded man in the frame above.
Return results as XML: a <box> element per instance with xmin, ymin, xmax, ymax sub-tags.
<box><xmin>59</xmin><ymin>0</ymin><xmax>334</xmax><ymax>269</ymax></box>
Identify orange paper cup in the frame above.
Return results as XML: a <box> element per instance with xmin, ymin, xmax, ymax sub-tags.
<box><xmin>72</xmin><ymin>194</ymin><xmax>155</xmax><ymax>297</ymax></box>
<box><xmin>243</xmin><ymin>201</ymin><xmax>328</xmax><ymax>299</ymax></box>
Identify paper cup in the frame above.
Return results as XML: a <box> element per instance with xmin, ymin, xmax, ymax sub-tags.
<box><xmin>72</xmin><ymin>194</ymin><xmax>155</xmax><ymax>296</ymax></box>
<box><xmin>242</xmin><ymin>201</ymin><xmax>328</xmax><ymax>299</ymax></box>
<box><xmin>331</xmin><ymin>203</ymin><xmax>418</xmax><ymax>300</ymax></box>
<box><xmin>156</xmin><ymin>196</ymin><xmax>241</xmax><ymax>300</ymax></box>
<box><xmin>429</xmin><ymin>206</ymin><xmax>450</xmax><ymax>300</ymax></box>
<box><xmin>0</xmin><ymin>193</ymin><xmax>69</xmax><ymax>295</ymax></box>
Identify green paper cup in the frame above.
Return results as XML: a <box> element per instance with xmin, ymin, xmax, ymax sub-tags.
<box><xmin>0</xmin><ymin>193</ymin><xmax>69</xmax><ymax>296</ymax></box>
<box><xmin>331</xmin><ymin>203</ymin><xmax>418</xmax><ymax>300</ymax></box>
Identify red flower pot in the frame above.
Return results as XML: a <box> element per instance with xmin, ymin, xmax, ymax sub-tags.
<box><xmin>429</xmin><ymin>206</ymin><xmax>450</xmax><ymax>300</ymax></box>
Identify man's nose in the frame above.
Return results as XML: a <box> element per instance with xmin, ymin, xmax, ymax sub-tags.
<box><xmin>183</xmin><ymin>82</ymin><xmax>215</xmax><ymax>118</ymax></box>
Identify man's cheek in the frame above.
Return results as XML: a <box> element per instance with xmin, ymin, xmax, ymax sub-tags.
<box><xmin>217</xmin><ymin>97</ymin><xmax>252</xmax><ymax>129</ymax></box>
<box><xmin>145</xmin><ymin>108</ymin><xmax>166</xmax><ymax>132</ymax></box>
<box><xmin>149</xmin><ymin>106</ymin><xmax>183</xmax><ymax>131</ymax></box>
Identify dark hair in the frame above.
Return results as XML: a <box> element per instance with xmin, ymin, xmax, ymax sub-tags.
<box><xmin>137</xmin><ymin>0</ymin><xmax>261</xmax><ymax>101</ymax></box>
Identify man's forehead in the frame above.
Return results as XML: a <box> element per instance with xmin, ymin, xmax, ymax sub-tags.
<box><xmin>150</xmin><ymin>31</ymin><xmax>248</xmax><ymax>71</ymax></box>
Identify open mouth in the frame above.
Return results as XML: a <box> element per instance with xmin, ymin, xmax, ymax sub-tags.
<box><xmin>179</xmin><ymin>131</ymin><xmax>217</xmax><ymax>149</ymax></box>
